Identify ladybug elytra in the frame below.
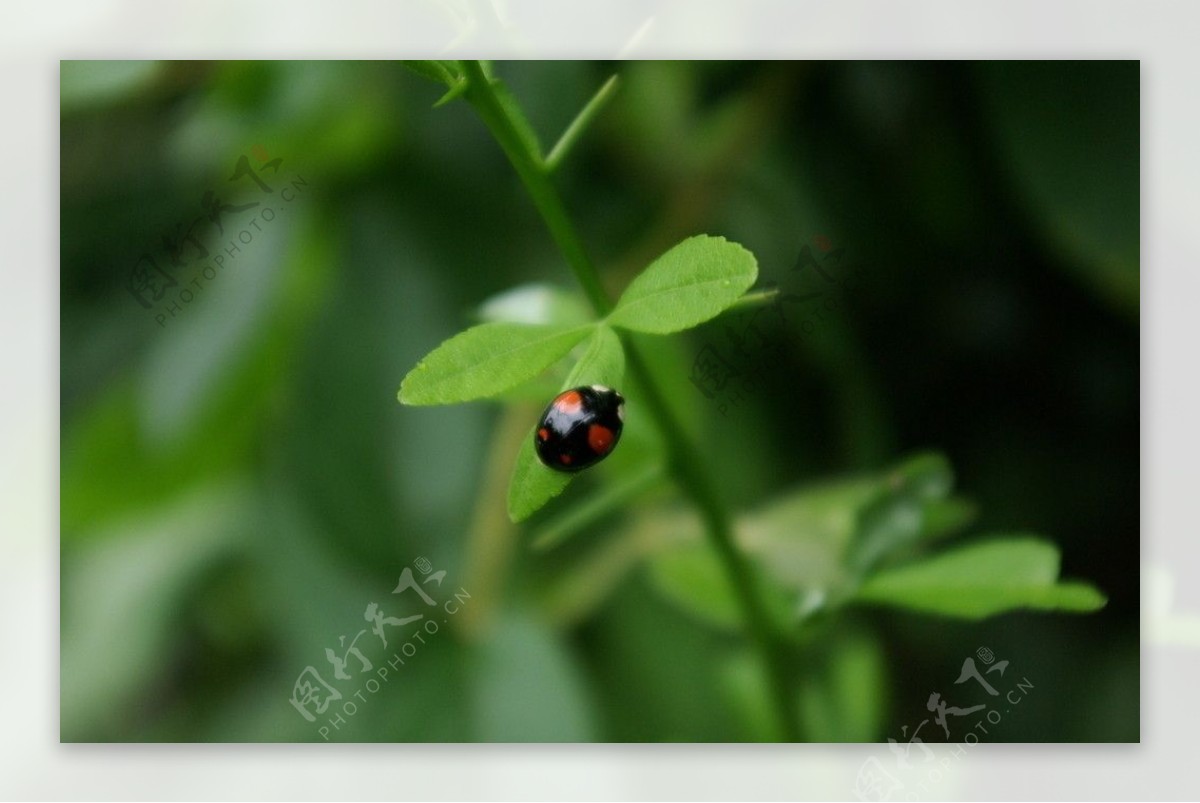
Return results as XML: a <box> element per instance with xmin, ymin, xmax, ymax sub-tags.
<box><xmin>534</xmin><ymin>385</ymin><xmax>625</xmax><ymax>472</ymax></box>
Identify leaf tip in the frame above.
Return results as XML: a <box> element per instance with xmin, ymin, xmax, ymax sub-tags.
<box><xmin>507</xmin><ymin>474</ymin><xmax>572</xmax><ymax>523</ymax></box>
<box><xmin>507</xmin><ymin>436</ymin><xmax>574</xmax><ymax>523</ymax></box>
<box><xmin>1072</xmin><ymin>583</ymin><xmax>1109</xmax><ymax>612</ymax></box>
<box><xmin>397</xmin><ymin>365</ymin><xmax>426</xmax><ymax>405</ymax></box>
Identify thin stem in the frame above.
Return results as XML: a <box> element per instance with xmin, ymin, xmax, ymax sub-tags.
<box><xmin>460</xmin><ymin>60</ymin><xmax>800</xmax><ymax>741</ymax></box>
<box><xmin>726</xmin><ymin>287</ymin><xmax>781</xmax><ymax>312</ymax></box>
<box><xmin>461</xmin><ymin>61</ymin><xmax>611</xmax><ymax>315</ymax></box>
<box><xmin>545</xmin><ymin>74</ymin><xmax>620</xmax><ymax>172</ymax></box>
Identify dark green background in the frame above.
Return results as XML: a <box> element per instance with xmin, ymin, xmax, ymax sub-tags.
<box><xmin>60</xmin><ymin>60</ymin><xmax>1138</xmax><ymax>742</ymax></box>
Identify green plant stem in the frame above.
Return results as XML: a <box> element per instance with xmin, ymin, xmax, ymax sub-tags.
<box><xmin>461</xmin><ymin>61</ymin><xmax>611</xmax><ymax>315</ymax></box>
<box><xmin>460</xmin><ymin>60</ymin><xmax>800</xmax><ymax>741</ymax></box>
<box><xmin>545</xmin><ymin>74</ymin><xmax>620</xmax><ymax>172</ymax></box>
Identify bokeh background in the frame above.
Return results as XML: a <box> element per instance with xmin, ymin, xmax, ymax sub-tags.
<box><xmin>60</xmin><ymin>60</ymin><xmax>1138</xmax><ymax>742</ymax></box>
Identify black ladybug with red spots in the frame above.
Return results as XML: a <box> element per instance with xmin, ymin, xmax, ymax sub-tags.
<box><xmin>534</xmin><ymin>385</ymin><xmax>625</xmax><ymax>472</ymax></box>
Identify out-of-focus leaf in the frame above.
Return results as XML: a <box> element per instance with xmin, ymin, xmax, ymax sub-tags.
<box><xmin>61</xmin><ymin>481</ymin><xmax>252</xmax><ymax>739</ymax></box>
<box><xmin>848</xmin><ymin>491</ymin><xmax>924</xmax><ymax>575</ymax></box>
<box><xmin>63</xmin><ymin>210</ymin><xmax>335</xmax><ymax>536</ymax></box>
<box><xmin>646</xmin><ymin>456</ymin><xmax>980</xmax><ymax>627</ymax></box>
<box><xmin>399</xmin><ymin>322</ymin><xmax>593</xmax><ymax>406</ymax></box>
<box><xmin>798</xmin><ymin>627</ymin><xmax>887</xmax><ymax>742</ymax></box>
<box><xmin>979</xmin><ymin>61</ymin><xmax>1139</xmax><ymax>315</ymax></box>
<box><xmin>648</xmin><ymin>540</ymin><xmax>743</xmax><ymax>630</ymax></box>
<box><xmin>719</xmin><ymin>651</ymin><xmax>781</xmax><ymax>742</ymax></box>
<box><xmin>751</xmin><ymin>477</ymin><xmax>882</xmax><ymax>541</ymax></box>
<box><xmin>736</xmin><ymin>471</ymin><xmax>902</xmax><ymax>619</ymax></box>
<box><xmin>647</xmin><ymin>538</ymin><xmax>794</xmax><ymax>632</ymax></box>
<box><xmin>643</xmin><ymin>474</ymin><xmax>879</xmax><ymax>629</ymax></box>
<box><xmin>139</xmin><ymin>202</ymin><xmax>291</xmax><ymax>445</ymax></box>
<box><xmin>918</xmin><ymin>496</ymin><xmax>977</xmax><ymax>543</ymax></box>
<box><xmin>853</xmin><ymin>536</ymin><xmax>1108</xmax><ymax>619</ymax></box>
<box><xmin>889</xmin><ymin>452</ymin><xmax>954</xmax><ymax>501</ymax></box>
<box><xmin>477</xmin><ymin>283</ymin><xmax>593</xmax><ymax>326</ymax></box>
<box><xmin>845</xmin><ymin>452</ymin><xmax>956</xmax><ymax>574</ymax></box>
<box><xmin>607</xmin><ymin>235</ymin><xmax>759</xmax><ymax>334</ymax></box>
<box><xmin>472</xmin><ymin>612</ymin><xmax>595</xmax><ymax>741</ymax></box>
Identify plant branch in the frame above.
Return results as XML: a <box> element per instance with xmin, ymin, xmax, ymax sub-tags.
<box><xmin>545</xmin><ymin>74</ymin><xmax>620</xmax><ymax>173</ymax></box>
<box><xmin>460</xmin><ymin>61</ymin><xmax>610</xmax><ymax>315</ymax></box>
<box><xmin>459</xmin><ymin>60</ymin><xmax>800</xmax><ymax>741</ymax></box>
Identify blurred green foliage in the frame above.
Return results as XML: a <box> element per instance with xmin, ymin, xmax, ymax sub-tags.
<box><xmin>61</xmin><ymin>60</ymin><xmax>1138</xmax><ymax>743</ymax></box>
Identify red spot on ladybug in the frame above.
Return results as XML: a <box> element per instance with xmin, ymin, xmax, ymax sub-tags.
<box><xmin>555</xmin><ymin>390</ymin><xmax>583</xmax><ymax>414</ymax></box>
<box><xmin>587</xmin><ymin>424</ymin><xmax>614</xmax><ymax>455</ymax></box>
<box><xmin>560</xmin><ymin>453</ymin><xmax>573</xmax><ymax>465</ymax></box>
<box><xmin>537</xmin><ymin>428</ymin><xmax>549</xmax><ymax>441</ymax></box>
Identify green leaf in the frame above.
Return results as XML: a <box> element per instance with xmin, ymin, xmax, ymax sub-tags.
<box><xmin>399</xmin><ymin>322</ymin><xmax>592</xmax><ymax>406</ymax></box>
<box><xmin>647</xmin><ymin>540</ymin><xmax>794</xmax><ymax>632</ymax></box>
<box><xmin>888</xmin><ymin>451</ymin><xmax>954</xmax><ymax>501</ymax></box>
<box><xmin>853</xmin><ymin>536</ymin><xmax>1108</xmax><ymax>620</ymax></box>
<box><xmin>740</xmin><ymin>477</ymin><xmax>879</xmax><ymax>611</ymax></box>
<box><xmin>648</xmin><ymin>541</ymin><xmax>745</xmax><ymax>630</ymax></box>
<box><xmin>507</xmin><ymin>433</ymin><xmax>572</xmax><ymax>523</ymax></box>
<box><xmin>488</xmin><ymin>373</ymin><xmax>570</xmax><ymax>404</ymax></box>
<box><xmin>845</xmin><ymin>452</ymin><xmax>956</xmax><ymax>574</ymax></box>
<box><xmin>563</xmin><ymin>325</ymin><xmax>625</xmax><ymax>389</ymax></box>
<box><xmin>719</xmin><ymin>651</ymin><xmax>782</xmax><ymax>742</ymax></box>
<box><xmin>846</xmin><ymin>490</ymin><xmax>924</xmax><ymax>575</ymax></box>
<box><xmin>607</xmin><ymin>235</ymin><xmax>758</xmax><ymax>334</ymax></box>
<box><xmin>798</xmin><ymin>628</ymin><xmax>887</xmax><ymax>742</ymax></box>
<box><xmin>918</xmin><ymin>496</ymin><xmax>977</xmax><ymax>543</ymax></box>
<box><xmin>750</xmin><ymin>476</ymin><xmax>882</xmax><ymax>554</ymax></box>
<box><xmin>62</xmin><ymin>482</ymin><xmax>251</xmax><ymax>738</ymax></box>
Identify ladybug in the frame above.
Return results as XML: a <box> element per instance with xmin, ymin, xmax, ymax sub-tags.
<box><xmin>534</xmin><ymin>385</ymin><xmax>625</xmax><ymax>472</ymax></box>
